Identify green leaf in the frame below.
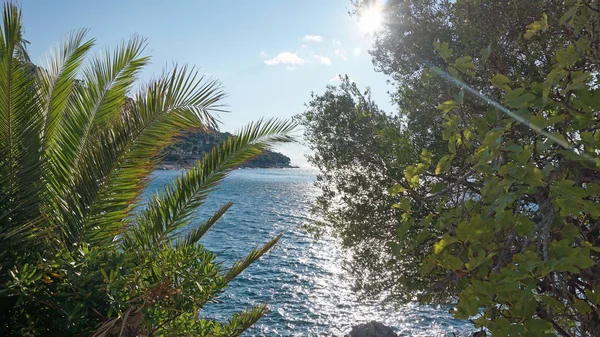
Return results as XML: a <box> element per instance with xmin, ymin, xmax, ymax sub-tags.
<box><xmin>399</xmin><ymin>222</ymin><xmax>413</xmax><ymax>241</ymax></box>
<box><xmin>420</xmin><ymin>149</ymin><xmax>433</xmax><ymax>165</ymax></box>
<box><xmin>404</xmin><ymin>163</ymin><xmax>428</xmax><ymax>188</ymax></box>
<box><xmin>585</xmin><ymin>285</ymin><xmax>600</xmax><ymax>305</ymax></box>
<box><xmin>435</xmin><ymin>154</ymin><xmax>454</xmax><ymax>175</ymax></box>
<box><xmin>482</xmin><ymin>128</ymin><xmax>505</xmax><ymax>147</ymax></box>
<box><xmin>524</xmin><ymin>319</ymin><xmax>552</xmax><ymax>334</ymax></box>
<box><xmin>559</xmin><ymin>5</ymin><xmax>579</xmax><ymax>25</ymax></box>
<box><xmin>573</xmin><ymin>249</ymin><xmax>596</xmax><ymax>269</ymax></box>
<box><xmin>122</xmin><ymin>118</ymin><xmax>296</xmax><ymax>251</ymax></box>
<box><xmin>439</xmin><ymin>254</ymin><xmax>464</xmax><ymax>271</ymax></box>
<box><xmin>524</xmin><ymin>13</ymin><xmax>548</xmax><ymax>39</ymax></box>
<box><xmin>447</xmin><ymin>66</ymin><xmax>460</xmax><ymax>79</ymax></box>
<box><xmin>529</xmin><ymin>114</ymin><xmax>565</xmax><ymax>129</ymax></box>
<box><xmin>433</xmin><ymin>41</ymin><xmax>453</xmax><ymax>61</ymax></box>
<box><xmin>454</xmin><ymin>56</ymin><xmax>476</xmax><ymax>77</ymax></box>
<box><xmin>481</xmin><ymin>45</ymin><xmax>492</xmax><ymax>62</ymax></box>
<box><xmin>543</xmin><ymin>68</ymin><xmax>566</xmax><ymax>101</ymax></box>
<box><xmin>514</xmin><ymin>214</ymin><xmax>535</xmax><ymax>236</ymax></box>
<box><xmin>491</xmin><ymin>74</ymin><xmax>511</xmax><ymax>91</ymax></box>
<box><xmin>388</xmin><ymin>184</ymin><xmax>406</xmax><ymax>196</ymax></box>
<box><xmin>556</xmin><ymin>45</ymin><xmax>581</xmax><ymax>68</ymax></box>
<box><xmin>433</xmin><ymin>235</ymin><xmax>458</xmax><ymax>254</ymax></box>
<box><xmin>437</xmin><ymin>100</ymin><xmax>456</xmax><ymax>114</ymax></box>
<box><xmin>392</xmin><ymin>198</ymin><xmax>411</xmax><ymax>211</ymax></box>
<box><xmin>505</xmin><ymin>88</ymin><xmax>536</xmax><ymax>109</ymax></box>
<box><xmin>466</xmin><ymin>252</ymin><xmax>495</xmax><ymax>271</ymax></box>
<box><xmin>448</xmin><ymin>137</ymin><xmax>457</xmax><ymax>154</ymax></box>
<box><xmin>523</xmin><ymin>166</ymin><xmax>545</xmax><ymax>187</ymax></box>
<box><xmin>564</xmin><ymin>71</ymin><xmax>590</xmax><ymax>93</ymax></box>
<box><xmin>573</xmin><ymin>299</ymin><xmax>592</xmax><ymax>314</ymax></box>
<box><xmin>455</xmin><ymin>294</ymin><xmax>479</xmax><ymax>319</ymax></box>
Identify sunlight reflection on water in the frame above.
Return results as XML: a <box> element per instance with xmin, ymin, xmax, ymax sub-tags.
<box><xmin>147</xmin><ymin>169</ymin><xmax>471</xmax><ymax>336</ymax></box>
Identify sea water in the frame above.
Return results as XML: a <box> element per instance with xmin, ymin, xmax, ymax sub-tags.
<box><xmin>147</xmin><ymin>168</ymin><xmax>471</xmax><ymax>336</ymax></box>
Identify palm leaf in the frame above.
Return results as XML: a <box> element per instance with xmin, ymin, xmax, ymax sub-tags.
<box><xmin>122</xmin><ymin>118</ymin><xmax>296</xmax><ymax>251</ymax></box>
<box><xmin>44</xmin><ymin>37</ymin><xmax>149</xmax><ymax>249</ymax></box>
<box><xmin>57</xmin><ymin>35</ymin><xmax>148</xmax><ymax>177</ymax></box>
<box><xmin>0</xmin><ymin>3</ymin><xmax>43</xmax><ymax>239</ymax></box>
<box><xmin>73</xmin><ymin>66</ymin><xmax>227</xmax><ymax>248</ymax></box>
<box><xmin>180</xmin><ymin>202</ymin><xmax>232</xmax><ymax>247</ymax></box>
<box><xmin>38</xmin><ymin>28</ymin><xmax>94</xmax><ymax>148</ymax></box>
<box><xmin>224</xmin><ymin>234</ymin><xmax>281</xmax><ymax>283</ymax></box>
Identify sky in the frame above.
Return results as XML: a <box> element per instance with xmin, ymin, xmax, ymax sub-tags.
<box><xmin>19</xmin><ymin>0</ymin><xmax>393</xmax><ymax>167</ymax></box>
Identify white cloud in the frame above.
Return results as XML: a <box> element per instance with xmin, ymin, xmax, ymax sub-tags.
<box><xmin>264</xmin><ymin>52</ymin><xmax>309</xmax><ymax>68</ymax></box>
<box><xmin>329</xmin><ymin>73</ymin><xmax>355</xmax><ymax>83</ymax></box>
<box><xmin>334</xmin><ymin>49</ymin><xmax>348</xmax><ymax>61</ymax></box>
<box><xmin>259</xmin><ymin>51</ymin><xmax>268</xmax><ymax>58</ymax></box>
<box><xmin>353</xmin><ymin>47</ymin><xmax>361</xmax><ymax>56</ymax></box>
<box><xmin>303</xmin><ymin>35</ymin><xmax>323</xmax><ymax>43</ymax></box>
<box><xmin>313</xmin><ymin>54</ymin><xmax>332</xmax><ymax>65</ymax></box>
<box><xmin>332</xmin><ymin>39</ymin><xmax>342</xmax><ymax>46</ymax></box>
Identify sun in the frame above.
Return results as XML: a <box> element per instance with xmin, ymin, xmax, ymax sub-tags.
<box><xmin>358</xmin><ymin>4</ymin><xmax>384</xmax><ymax>34</ymax></box>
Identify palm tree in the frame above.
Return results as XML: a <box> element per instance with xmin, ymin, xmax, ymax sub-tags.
<box><xmin>0</xmin><ymin>3</ymin><xmax>295</xmax><ymax>336</ymax></box>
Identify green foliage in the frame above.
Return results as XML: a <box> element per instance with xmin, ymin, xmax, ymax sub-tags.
<box><xmin>307</xmin><ymin>0</ymin><xmax>600</xmax><ymax>336</ymax></box>
<box><xmin>0</xmin><ymin>3</ymin><xmax>296</xmax><ymax>336</ymax></box>
<box><xmin>295</xmin><ymin>77</ymin><xmax>423</xmax><ymax>301</ymax></box>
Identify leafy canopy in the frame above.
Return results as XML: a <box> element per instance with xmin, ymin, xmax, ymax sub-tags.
<box><xmin>302</xmin><ymin>0</ymin><xmax>600</xmax><ymax>336</ymax></box>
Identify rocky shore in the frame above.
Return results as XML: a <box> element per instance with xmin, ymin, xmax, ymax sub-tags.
<box><xmin>345</xmin><ymin>321</ymin><xmax>398</xmax><ymax>337</ymax></box>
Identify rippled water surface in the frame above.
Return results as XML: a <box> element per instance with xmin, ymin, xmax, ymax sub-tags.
<box><xmin>147</xmin><ymin>168</ymin><xmax>471</xmax><ymax>336</ymax></box>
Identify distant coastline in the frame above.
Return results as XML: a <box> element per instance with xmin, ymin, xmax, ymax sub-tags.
<box><xmin>160</xmin><ymin>128</ymin><xmax>297</xmax><ymax>170</ymax></box>
<box><xmin>156</xmin><ymin>161</ymin><xmax>299</xmax><ymax>170</ymax></box>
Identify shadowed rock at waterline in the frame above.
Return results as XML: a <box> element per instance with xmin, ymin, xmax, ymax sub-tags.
<box><xmin>346</xmin><ymin>321</ymin><xmax>398</xmax><ymax>337</ymax></box>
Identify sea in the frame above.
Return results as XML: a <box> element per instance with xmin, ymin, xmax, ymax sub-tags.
<box><xmin>147</xmin><ymin>168</ymin><xmax>472</xmax><ymax>336</ymax></box>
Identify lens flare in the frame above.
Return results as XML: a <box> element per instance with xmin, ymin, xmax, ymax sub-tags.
<box><xmin>359</xmin><ymin>4</ymin><xmax>384</xmax><ymax>34</ymax></box>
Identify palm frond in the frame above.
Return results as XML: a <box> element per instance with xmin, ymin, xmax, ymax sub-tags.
<box><xmin>39</xmin><ymin>28</ymin><xmax>94</xmax><ymax>147</ymax></box>
<box><xmin>57</xmin><ymin>35</ymin><xmax>148</xmax><ymax>176</ymax></box>
<box><xmin>0</xmin><ymin>2</ymin><xmax>44</xmax><ymax>237</ymax></box>
<box><xmin>72</xmin><ymin>66</ymin><xmax>227</xmax><ymax>247</ymax></box>
<box><xmin>220</xmin><ymin>304</ymin><xmax>269</xmax><ymax>336</ymax></box>
<box><xmin>224</xmin><ymin>234</ymin><xmax>281</xmax><ymax>283</ymax></box>
<box><xmin>42</xmin><ymin>37</ymin><xmax>149</xmax><ymax>249</ymax></box>
<box><xmin>179</xmin><ymin>202</ymin><xmax>232</xmax><ymax>247</ymax></box>
<box><xmin>122</xmin><ymin>118</ymin><xmax>296</xmax><ymax>251</ymax></box>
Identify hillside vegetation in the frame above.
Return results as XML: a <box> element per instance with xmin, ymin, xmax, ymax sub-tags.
<box><xmin>162</xmin><ymin>129</ymin><xmax>295</xmax><ymax>169</ymax></box>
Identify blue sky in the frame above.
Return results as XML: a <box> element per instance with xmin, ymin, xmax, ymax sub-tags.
<box><xmin>20</xmin><ymin>0</ymin><xmax>392</xmax><ymax>167</ymax></box>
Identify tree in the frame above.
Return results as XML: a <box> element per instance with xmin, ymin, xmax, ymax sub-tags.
<box><xmin>354</xmin><ymin>0</ymin><xmax>569</xmax><ymax>157</ymax></box>
<box><xmin>302</xmin><ymin>1</ymin><xmax>600</xmax><ymax>335</ymax></box>
<box><xmin>296</xmin><ymin>77</ymin><xmax>424</xmax><ymax>301</ymax></box>
<box><xmin>0</xmin><ymin>3</ymin><xmax>295</xmax><ymax>336</ymax></box>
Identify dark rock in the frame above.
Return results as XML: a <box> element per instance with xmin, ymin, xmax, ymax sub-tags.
<box><xmin>345</xmin><ymin>321</ymin><xmax>398</xmax><ymax>337</ymax></box>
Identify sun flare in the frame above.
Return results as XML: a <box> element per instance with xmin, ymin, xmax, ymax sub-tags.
<box><xmin>358</xmin><ymin>5</ymin><xmax>384</xmax><ymax>34</ymax></box>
